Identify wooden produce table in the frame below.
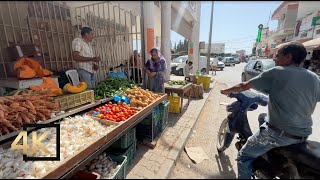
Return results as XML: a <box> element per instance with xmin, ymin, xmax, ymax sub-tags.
<box><xmin>164</xmin><ymin>83</ymin><xmax>192</xmax><ymax>113</ymax></box>
<box><xmin>0</xmin><ymin>93</ymin><xmax>167</xmax><ymax>179</ymax></box>
<box><xmin>41</xmin><ymin>94</ymin><xmax>168</xmax><ymax>179</ymax></box>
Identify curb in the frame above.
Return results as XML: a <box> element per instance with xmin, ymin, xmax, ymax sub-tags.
<box><xmin>155</xmin><ymin>80</ymin><xmax>217</xmax><ymax>179</ymax></box>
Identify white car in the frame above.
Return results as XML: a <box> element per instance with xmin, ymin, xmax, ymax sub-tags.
<box><xmin>172</xmin><ymin>55</ymin><xmax>209</xmax><ymax>76</ymax></box>
<box><xmin>222</xmin><ymin>57</ymin><xmax>235</xmax><ymax>66</ymax></box>
<box><xmin>210</xmin><ymin>58</ymin><xmax>225</xmax><ymax>70</ymax></box>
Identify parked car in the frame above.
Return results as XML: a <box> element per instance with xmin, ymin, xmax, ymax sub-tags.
<box><xmin>171</xmin><ymin>55</ymin><xmax>187</xmax><ymax>75</ymax></box>
<box><xmin>232</xmin><ymin>54</ymin><xmax>241</xmax><ymax>64</ymax></box>
<box><xmin>222</xmin><ymin>57</ymin><xmax>235</xmax><ymax>66</ymax></box>
<box><xmin>210</xmin><ymin>57</ymin><xmax>225</xmax><ymax>70</ymax></box>
<box><xmin>249</xmin><ymin>56</ymin><xmax>256</xmax><ymax>61</ymax></box>
<box><xmin>241</xmin><ymin>59</ymin><xmax>275</xmax><ymax>82</ymax></box>
<box><xmin>171</xmin><ymin>55</ymin><xmax>208</xmax><ymax>76</ymax></box>
<box><xmin>216</xmin><ymin>56</ymin><xmax>223</xmax><ymax>61</ymax></box>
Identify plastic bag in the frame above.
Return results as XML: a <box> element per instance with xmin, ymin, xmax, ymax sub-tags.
<box><xmin>108</xmin><ymin>71</ymin><xmax>127</xmax><ymax>79</ymax></box>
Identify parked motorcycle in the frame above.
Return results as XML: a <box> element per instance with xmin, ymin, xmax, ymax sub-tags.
<box><xmin>217</xmin><ymin>90</ymin><xmax>320</xmax><ymax>179</ymax></box>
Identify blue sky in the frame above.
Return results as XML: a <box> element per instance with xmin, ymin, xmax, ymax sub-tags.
<box><xmin>171</xmin><ymin>1</ymin><xmax>283</xmax><ymax>54</ymax></box>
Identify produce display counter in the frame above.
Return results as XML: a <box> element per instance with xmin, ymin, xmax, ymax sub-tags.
<box><xmin>0</xmin><ymin>100</ymin><xmax>102</xmax><ymax>145</ymax></box>
<box><xmin>42</xmin><ymin>94</ymin><xmax>167</xmax><ymax>179</ymax></box>
<box><xmin>164</xmin><ymin>83</ymin><xmax>192</xmax><ymax>113</ymax></box>
<box><xmin>0</xmin><ymin>92</ymin><xmax>167</xmax><ymax>179</ymax></box>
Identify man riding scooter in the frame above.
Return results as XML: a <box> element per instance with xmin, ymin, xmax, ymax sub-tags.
<box><xmin>220</xmin><ymin>42</ymin><xmax>320</xmax><ymax>179</ymax></box>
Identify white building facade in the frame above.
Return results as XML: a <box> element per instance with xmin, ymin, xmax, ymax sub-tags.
<box><xmin>200</xmin><ymin>43</ymin><xmax>225</xmax><ymax>54</ymax></box>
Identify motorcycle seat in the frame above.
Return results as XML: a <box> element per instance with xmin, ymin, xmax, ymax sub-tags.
<box><xmin>275</xmin><ymin>140</ymin><xmax>320</xmax><ymax>170</ymax></box>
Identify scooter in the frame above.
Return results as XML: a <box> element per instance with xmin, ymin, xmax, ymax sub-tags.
<box><xmin>217</xmin><ymin>90</ymin><xmax>320</xmax><ymax>179</ymax></box>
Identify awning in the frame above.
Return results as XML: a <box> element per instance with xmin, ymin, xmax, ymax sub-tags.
<box><xmin>302</xmin><ymin>38</ymin><xmax>320</xmax><ymax>50</ymax></box>
<box><xmin>275</xmin><ymin>38</ymin><xmax>313</xmax><ymax>49</ymax></box>
<box><xmin>275</xmin><ymin>41</ymin><xmax>292</xmax><ymax>49</ymax></box>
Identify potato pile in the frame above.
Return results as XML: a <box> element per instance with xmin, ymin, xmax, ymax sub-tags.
<box><xmin>0</xmin><ymin>89</ymin><xmax>59</xmax><ymax>136</ymax></box>
<box><xmin>125</xmin><ymin>87</ymin><xmax>161</xmax><ymax>109</ymax></box>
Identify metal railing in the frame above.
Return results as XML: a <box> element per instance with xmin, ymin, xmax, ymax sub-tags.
<box><xmin>0</xmin><ymin>1</ymin><xmax>74</xmax><ymax>78</ymax></box>
<box><xmin>74</xmin><ymin>2</ymin><xmax>143</xmax><ymax>85</ymax></box>
<box><xmin>0</xmin><ymin>1</ymin><xmax>144</xmax><ymax>86</ymax></box>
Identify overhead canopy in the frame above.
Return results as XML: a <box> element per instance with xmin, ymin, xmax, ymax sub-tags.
<box><xmin>302</xmin><ymin>38</ymin><xmax>320</xmax><ymax>50</ymax></box>
<box><xmin>275</xmin><ymin>41</ymin><xmax>293</xmax><ymax>49</ymax></box>
<box><xmin>275</xmin><ymin>38</ymin><xmax>313</xmax><ymax>49</ymax></box>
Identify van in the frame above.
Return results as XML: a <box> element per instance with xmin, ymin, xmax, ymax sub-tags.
<box><xmin>172</xmin><ymin>55</ymin><xmax>209</xmax><ymax>76</ymax></box>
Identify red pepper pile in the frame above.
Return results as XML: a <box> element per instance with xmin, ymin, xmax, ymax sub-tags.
<box><xmin>92</xmin><ymin>101</ymin><xmax>137</xmax><ymax>122</ymax></box>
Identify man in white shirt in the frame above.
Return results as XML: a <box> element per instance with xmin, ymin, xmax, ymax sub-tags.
<box><xmin>304</xmin><ymin>51</ymin><xmax>312</xmax><ymax>69</ymax></box>
<box><xmin>306</xmin><ymin>52</ymin><xmax>312</xmax><ymax>60</ymax></box>
<box><xmin>184</xmin><ymin>61</ymin><xmax>193</xmax><ymax>81</ymax></box>
<box><xmin>72</xmin><ymin>27</ymin><xmax>100</xmax><ymax>89</ymax></box>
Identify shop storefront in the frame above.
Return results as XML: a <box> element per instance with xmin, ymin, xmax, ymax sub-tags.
<box><xmin>303</xmin><ymin>38</ymin><xmax>320</xmax><ymax>76</ymax></box>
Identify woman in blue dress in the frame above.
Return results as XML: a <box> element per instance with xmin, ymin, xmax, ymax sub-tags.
<box><xmin>145</xmin><ymin>47</ymin><xmax>167</xmax><ymax>93</ymax></box>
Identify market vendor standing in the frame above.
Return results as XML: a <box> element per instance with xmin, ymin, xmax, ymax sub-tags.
<box><xmin>145</xmin><ymin>47</ymin><xmax>167</xmax><ymax>93</ymax></box>
<box><xmin>72</xmin><ymin>27</ymin><xmax>100</xmax><ymax>89</ymax></box>
<box><xmin>130</xmin><ymin>50</ymin><xmax>143</xmax><ymax>84</ymax></box>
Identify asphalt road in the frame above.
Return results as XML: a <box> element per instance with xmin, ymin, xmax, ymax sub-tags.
<box><xmin>169</xmin><ymin>63</ymin><xmax>320</xmax><ymax>179</ymax></box>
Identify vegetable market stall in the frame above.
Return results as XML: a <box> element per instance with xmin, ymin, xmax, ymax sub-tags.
<box><xmin>43</xmin><ymin>94</ymin><xmax>167</xmax><ymax>179</ymax></box>
<box><xmin>0</xmin><ymin>86</ymin><xmax>167</xmax><ymax>179</ymax></box>
<box><xmin>164</xmin><ymin>81</ymin><xmax>193</xmax><ymax>113</ymax></box>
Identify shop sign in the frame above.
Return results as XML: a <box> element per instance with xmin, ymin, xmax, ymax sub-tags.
<box><xmin>312</xmin><ymin>16</ymin><xmax>320</xmax><ymax>26</ymax></box>
<box><xmin>199</xmin><ymin>41</ymin><xmax>205</xmax><ymax>49</ymax></box>
<box><xmin>11</xmin><ymin>124</ymin><xmax>60</xmax><ymax>161</ymax></box>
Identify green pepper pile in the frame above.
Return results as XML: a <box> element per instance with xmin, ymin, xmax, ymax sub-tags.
<box><xmin>95</xmin><ymin>78</ymin><xmax>136</xmax><ymax>100</ymax></box>
<box><xmin>167</xmin><ymin>80</ymin><xmax>187</xmax><ymax>86</ymax></box>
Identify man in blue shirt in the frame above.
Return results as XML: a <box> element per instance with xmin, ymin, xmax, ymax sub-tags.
<box><xmin>221</xmin><ymin>42</ymin><xmax>320</xmax><ymax>179</ymax></box>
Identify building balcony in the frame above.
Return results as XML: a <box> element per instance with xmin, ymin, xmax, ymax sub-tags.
<box><xmin>172</xmin><ymin>1</ymin><xmax>198</xmax><ymax>24</ymax></box>
<box><xmin>270</xmin><ymin>27</ymin><xmax>295</xmax><ymax>40</ymax></box>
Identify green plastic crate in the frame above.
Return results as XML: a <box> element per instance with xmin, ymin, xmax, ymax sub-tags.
<box><xmin>126</xmin><ymin>140</ymin><xmax>137</xmax><ymax>169</ymax></box>
<box><xmin>108</xmin><ymin>140</ymin><xmax>137</xmax><ymax>176</ymax></box>
<box><xmin>140</xmin><ymin>106</ymin><xmax>161</xmax><ymax>126</ymax></box>
<box><xmin>159</xmin><ymin>100</ymin><xmax>170</xmax><ymax>131</ymax></box>
<box><xmin>111</xmin><ymin>127</ymin><xmax>136</xmax><ymax>149</ymax></box>
<box><xmin>109</xmin><ymin>155</ymin><xmax>127</xmax><ymax>179</ymax></box>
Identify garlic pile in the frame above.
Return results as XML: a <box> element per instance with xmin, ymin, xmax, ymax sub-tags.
<box><xmin>0</xmin><ymin>115</ymin><xmax>116</xmax><ymax>179</ymax></box>
<box><xmin>85</xmin><ymin>153</ymin><xmax>121</xmax><ymax>179</ymax></box>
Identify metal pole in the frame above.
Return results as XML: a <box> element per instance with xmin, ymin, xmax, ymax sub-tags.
<box><xmin>140</xmin><ymin>1</ymin><xmax>146</xmax><ymax>89</ymax></box>
<box><xmin>206</xmin><ymin>1</ymin><xmax>214</xmax><ymax>74</ymax></box>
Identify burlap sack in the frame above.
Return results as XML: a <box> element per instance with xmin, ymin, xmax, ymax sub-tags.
<box><xmin>185</xmin><ymin>84</ymin><xmax>204</xmax><ymax>99</ymax></box>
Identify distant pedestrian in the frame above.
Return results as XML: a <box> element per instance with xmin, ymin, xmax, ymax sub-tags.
<box><xmin>304</xmin><ymin>52</ymin><xmax>312</xmax><ymax>69</ymax></box>
<box><xmin>184</xmin><ymin>61</ymin><xmax>193</xmax><ymax>81</ymax></box>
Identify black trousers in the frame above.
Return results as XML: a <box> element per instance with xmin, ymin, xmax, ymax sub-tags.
<box><xmin>131</xmin><ymin>68</ymin><xmax>142</xmax><ymax>84</ymax></box>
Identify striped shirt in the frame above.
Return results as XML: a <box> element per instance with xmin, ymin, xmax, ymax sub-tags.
<box><xmin>72</xmin><ymin>37</ymin><xmax>95</xmax><ymax>74</ymax></box>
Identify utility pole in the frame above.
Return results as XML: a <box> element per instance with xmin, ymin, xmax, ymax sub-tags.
<box><xmin>206</xmin><ymin>1</ymin><xmax>214</xmax><ymax>74</ymax></box>
<box><xmin>265</xmin><ymin>10</ymin><xmax>271</xmax><ymax>57</ymax></box>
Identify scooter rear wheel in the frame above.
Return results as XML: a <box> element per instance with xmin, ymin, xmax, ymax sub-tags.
<box><xmin>217</xmin><ymin>118</ymin><xmax>229</xmax><ymax>152</ymax></box>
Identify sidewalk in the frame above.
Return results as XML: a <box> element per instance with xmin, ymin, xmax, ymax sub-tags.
<box><xmin>169</xmin><ymin>82</ymin><xmax>238</xmax><ymax>179</ymax></box>
<box><xmin>126</xmin><ymin>78</ymin><xmax>216</xmax><ymax>179</ymax></box>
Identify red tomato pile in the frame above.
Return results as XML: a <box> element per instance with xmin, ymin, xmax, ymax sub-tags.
<box><xmin>92</xmin><ymin>101</ymin><xmax>137</xmax><ymax>122</ymax></box>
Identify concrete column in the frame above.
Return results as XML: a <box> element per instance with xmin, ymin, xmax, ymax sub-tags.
<box><xmin>190</xmin><ymin>3</ymin><xmax>201</xmax><ymax>72</ymax></box>
<box><xmin>161</xmin><ymin>1</ymin><xmax>172</xmax><ymax>81</ymax></box>
<box><xmin>143</xmin><ymin>1</ymin><xmax>155</xmax><ymax>61</ymax></box>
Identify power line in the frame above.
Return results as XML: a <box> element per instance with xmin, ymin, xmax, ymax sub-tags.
<box><xmin>212</xmin><ymin>35</ymin><xmax>257</xmax><ymax>43</ymax></box>
<box><xmin>215</xmin><ymin>39</ymin><xmax>256</xmax><ymax>44</ymax></box>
